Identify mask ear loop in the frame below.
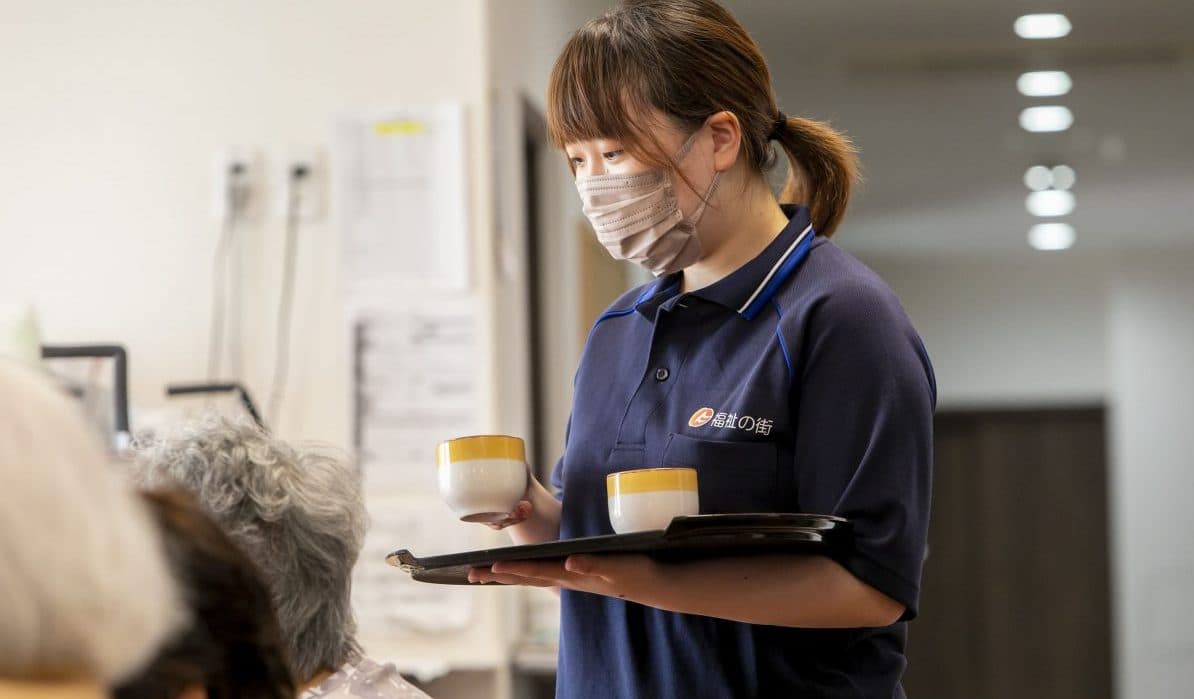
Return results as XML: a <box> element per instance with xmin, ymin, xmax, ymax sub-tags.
<box><xmin>671</xmin><ymin>117</ymin><xmax>722</xmax><ymax>225</ymax></box>
<box><xmin>688</xmin><ymin>171</ymin><xmax>722</xmax><ymax>225</ymax></box>
<box><xmin>672</xmin><ymin>122</ymin><xmax>705</xmax><ymax>163</ymax></box>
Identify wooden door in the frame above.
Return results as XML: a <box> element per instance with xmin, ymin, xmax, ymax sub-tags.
<box><xmin>903</xmin><ymin>408</ymin><xmax>1113</xmax><ymax>699</ymax></box>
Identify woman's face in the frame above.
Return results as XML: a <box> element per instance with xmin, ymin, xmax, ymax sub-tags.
<box><xmin>564</xmin><ymin>113</ymin><xmax>718</xmax><ymax>222</ymax></box>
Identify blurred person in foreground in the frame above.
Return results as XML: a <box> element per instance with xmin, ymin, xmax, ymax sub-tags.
<box><xmin>0</xmin><ymin>360</ymin><xmax>181</xmax><ymax>698</ymax></box>
<box><xmin>114</xmin><ymin>489</ymin><xmax>295</xmax><ymax>699</ymax></box>
<box><xmin>131</xmin><ymin>415</ymin><xmax>431</xmax><ymax>699</ymax></box>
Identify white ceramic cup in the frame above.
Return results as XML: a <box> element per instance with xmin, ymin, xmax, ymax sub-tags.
<box><xmin>437</xmin><ymin>435</ymin><xmax>529</xmax><ymax>523</ymax></box>
<box><xmin>606</xmin><ymin>467</ymin><xmax>699</xmax><ymax>534</ymax></box>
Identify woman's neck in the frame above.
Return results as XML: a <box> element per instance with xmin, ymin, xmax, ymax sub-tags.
<box><xmin>681</xmin><ymin>178</ymin><xmax>790</xmax><ymax>293</ymax></box>
<box><xmin>0</xmin><ymin>679</ymin><xmax>106</xmax><ymax>699</ymax></box>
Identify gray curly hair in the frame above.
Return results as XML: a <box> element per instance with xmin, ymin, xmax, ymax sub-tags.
<box><xmin>131</xmin><ymin>414</ymin><xmax>367</xmax><ymax>681</ymax></box>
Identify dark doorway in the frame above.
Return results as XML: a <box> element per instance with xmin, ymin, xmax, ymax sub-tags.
<box><xmin>522</xmin><ymin>102</ymin><xmax>548</xmax><ymax>481</ymax></box>
<box><xmin>903</xmin><ymin>407</ymin><xmax>1114</xmax><ymax>699</ymax></box>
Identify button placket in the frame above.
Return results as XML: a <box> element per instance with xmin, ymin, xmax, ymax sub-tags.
<box><xmin>613</xmin><ymin>314</ymin><xmax>690</xmax><ymax>446</ymax></box>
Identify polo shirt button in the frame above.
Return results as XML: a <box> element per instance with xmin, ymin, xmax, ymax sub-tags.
<box><xmin>655</xmin><ymin>368</ymin><xmax>670</xmax><ymax>381</ymax></box>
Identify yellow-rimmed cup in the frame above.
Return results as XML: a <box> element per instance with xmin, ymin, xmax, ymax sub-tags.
<box><xmin>437</xmin><ymin>435</ymin><xmax>529</xmax><ymax>523</ymax></box>
<box><xmin>606</xmin><ymin>467</ymin><xmax>699</xmax><ymax>534</ymax></box>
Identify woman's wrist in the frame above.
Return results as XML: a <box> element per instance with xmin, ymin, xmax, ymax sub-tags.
<box><xmin>507</xmin><ymin>475</ymin><xmax>562</xmax><ymax>545</ymax></box>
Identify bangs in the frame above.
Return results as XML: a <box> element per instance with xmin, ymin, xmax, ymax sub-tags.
<box><xmin>546</xmin><ymin>21</ymin><xmax>670</xmax><ymax>168</ymax></box>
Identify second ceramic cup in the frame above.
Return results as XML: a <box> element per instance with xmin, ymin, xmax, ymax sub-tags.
<box><xmin>606</xmin><ymin>467</ymin><xmax>699</xmax><ymax>534</ymax></box>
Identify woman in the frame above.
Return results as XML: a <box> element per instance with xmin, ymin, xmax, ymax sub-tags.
<box><xmin>467</xmin><ymin>1</ymin><xmax>936</xmax><ymax>697</ymax></box>
<box><xmin>0</xmin><ymin>360</ymin><xmax>181</xmax><ymax>697</ymax></box>
<box><xmin>132</xmin><ymin>415</ymin><xmax>431</xmax><ymax>699</ymax></box>
<box><xmin>114</xmin><ymin>489</ymin><xmax>295</xmax><ymax>699</ymax></box>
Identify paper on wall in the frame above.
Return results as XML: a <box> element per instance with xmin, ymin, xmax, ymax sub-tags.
<box><xmin>334</xmin><ymin>103</ymin><xmax>470</xmax><ymax>296</ymax></box>
<box><xmin>353</xmin><ymin>302</ymin><xmax>480</xmax><ymax>495</ymax></box>
<box><xmin>352</xmin><ymin>495</ymin><xmax>475</xmax><ymax>635</ymax></box>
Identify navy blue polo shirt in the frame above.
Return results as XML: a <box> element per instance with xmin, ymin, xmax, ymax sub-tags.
<box><xmin>550</xmin><ymin>205</ymin><xmax>936</xmax><ymax>699</ymax></box>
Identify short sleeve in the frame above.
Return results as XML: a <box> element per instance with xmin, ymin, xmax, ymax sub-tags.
<box><xmin>792</xmin><ymin>280</ymin><xmax>936</xmax><ymax>619</ymax></box>
<box><xmin>549</xmin><ymin>415</ymin><xmax>572</xmax><ymax>502</ymax></box>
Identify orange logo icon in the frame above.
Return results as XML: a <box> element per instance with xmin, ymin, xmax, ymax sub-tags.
<box><xmin>688</xmin><ymin>407</ymin><xmax>715</xmax><ymax>428</ymax></box>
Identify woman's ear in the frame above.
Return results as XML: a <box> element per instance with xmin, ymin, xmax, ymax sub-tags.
<box><xmin>707</xmin><ymin>110</ymin><xmax>742</xmax><ymax>172</ymax></box>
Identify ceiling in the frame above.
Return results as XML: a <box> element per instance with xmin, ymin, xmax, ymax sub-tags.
<box><xmin>723</xmin><ymin>0</ymin><xmax>1194</xmax><ymax>258</ymax></box>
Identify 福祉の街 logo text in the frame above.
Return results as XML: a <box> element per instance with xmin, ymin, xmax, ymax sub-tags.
<box><xmin>688</xmin><ymin>407</ymin><xmax>773</xmax><ymax>435</ymax></box>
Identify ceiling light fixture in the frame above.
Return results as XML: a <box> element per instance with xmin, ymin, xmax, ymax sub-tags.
<box><xmin>1014</xmin><ymin>13</ymin><xmax>1072</xmax><ymax>40</ymax></box>
<box><xmin>1017</xmin><ymin>70</ymin><xmax>1072</xmax><ymax>97</ymax></box>
<box><xmin>1026</xmin><ymin>190</ymin><xmax>1076</xmax><ymax>217</ymax></box>
<box><xmin>1050</xmin><ymin>165</ymin><xmax>1076</xmax><ymax>190</ymax></box>
<box><xmin>1020</xmin><ymin>106</ymin><xmax>1074</xmax><ymax>132</ymax></box>
<box><xmin>1028</xmin><ymin>223</ymin><xmax>1076</xmax><ymax>251</ymax></box>
<box><xmin>1024</xmin><ymin>165</ymin><xmax>1053</xmax><ymax>191</ymax></box>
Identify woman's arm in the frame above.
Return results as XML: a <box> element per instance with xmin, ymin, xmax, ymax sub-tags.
<box><xmin>495</xmin><ymin>475</ymin><xmax>562</xmax><ymax>546</ymax></box>
<box><xmin>470</xmin><ymin>553</ymin><xmax>904</xmax><ymax>628</ymax></box>
<box><xmin>630</xmin><ymin>554</ymin><xmax>904</xmax><ymax>627</ymax></box>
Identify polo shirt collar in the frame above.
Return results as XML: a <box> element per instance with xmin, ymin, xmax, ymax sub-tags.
<box><xmin>634</xmin><ymin>205</ymin><xmax>815</xmax><ymax>321</ymax></box>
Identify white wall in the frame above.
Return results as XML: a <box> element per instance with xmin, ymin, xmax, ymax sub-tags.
<box><xmin>860</xmin><ymin>252</ymin><xmax>1112</xmax><ymax>408</ymax></box>
<box><xmin>487</xmin><ymin>0</ymin><xmax>613</xmax><ymax>470</ymax></box>
<box><xmin>487</xmin><ymin>0</ymin><xmax>613</xmax><ymax>112</ymax></box>
<box><xmin>0</xmin><ymin>0</ymin><xmax>626</xmax><ymax>692</ymax></box>
<box><xmin>0</xmin><ymin>1</ymin><xmax>522</xmax><ymax>694</ymax></box>
<box><xmin>0</xmin><ymin>0</ymin><xmax>490</xmax><ymax>447</ymax></box>
<box><xmin>862</xmin><ymin>248</ymin><xmax>1194</xmax><ymax>699</ymax></box>
<box><xmin>1108</xmin><ymin>255</ymin><xmax>1194</xmax><ymax>699</ymax></box>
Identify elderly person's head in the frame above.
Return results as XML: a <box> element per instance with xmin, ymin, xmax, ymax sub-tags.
<box><xmin>0</xmin><ymin>360</ymin><xmax>181</xmax><ymax>690</ymax></box>
<box><xmin>131</xmin><ymin>415</ymin><xmax>367</xmax><ymax>687</ymax></box>
<box><xmin>115</xmin><ymin>489</ymin><xmax>294</xmax><ymax>699</ymax></box>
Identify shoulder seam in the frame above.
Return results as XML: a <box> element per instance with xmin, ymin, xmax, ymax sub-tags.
<box><xmin>771</xmin><ymin>298</ymin><xmax>793</xmax><ymax>385</ymax></box>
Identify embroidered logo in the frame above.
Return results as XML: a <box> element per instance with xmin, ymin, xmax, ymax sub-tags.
<box><xmin>688</xmin><ymin>407</ymin><xmax>715</xmax><ymax>428</ymax></box>
<box><xmin>690</xmin><ymin>407</ymin><xmax>774</xmax><ymax>435</ymax></box>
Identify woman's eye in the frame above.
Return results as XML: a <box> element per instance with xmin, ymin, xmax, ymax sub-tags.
<box><xmin>569</xmin><ymin>156</ymin><xmax>585</xmax><ymax>167</ymax></box>
<box><xmin>602</xmin><ymin>150</ymin><xmax>624</xmax><ymax>161</ymax></box>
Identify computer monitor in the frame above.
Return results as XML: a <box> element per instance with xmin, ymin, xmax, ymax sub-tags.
<box><xmin>40</xmin><ymin>344</ymin><xmax>130</xmax><ymax>450</ymax></box>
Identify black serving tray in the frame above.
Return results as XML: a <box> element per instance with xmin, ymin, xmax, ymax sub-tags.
<box><xmin>387</xmin><ymin>513</ymin><xmax>851</xmax><ymax>585</ymax></box>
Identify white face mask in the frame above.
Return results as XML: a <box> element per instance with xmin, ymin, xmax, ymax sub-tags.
<box><xmin>574</xmin><ymin>127</ymin><xmax>722</xmax><ymax>276</ymax></box>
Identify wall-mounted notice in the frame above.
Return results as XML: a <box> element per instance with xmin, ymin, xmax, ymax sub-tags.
<box><xmin>353</xmin><ymin>496</ymin><xmax>475</xmax><ymax>637</ymax></box>
<box><xmin>335</xmin><ymin>103</ymin><xmax>470</xmax><ymax>296</ymax></box>
<box><xmin>353</xmin><ymin>302</ymin><xmax>480</xmax><ymax>495</ymax></box>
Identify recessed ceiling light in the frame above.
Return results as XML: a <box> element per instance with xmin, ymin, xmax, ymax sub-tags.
<box><xmin>1028</xmin><ymin>223</ymin><xmax>1076</xmax><ymax>251</ymax></box>
<box><xmin>1014</xmin><ymin>13</ymin><xmax>1072</xmax><ymax>40</ymax></box>
<box><xmin>1026</xmin><ymin>190</ymin><xmax>1076</xmax><ymax>217</ymax></box>
<box><xmin>1017</xmin><ymin>70</ymin><xmax>1072</xmax><ymax>97</ymax></box>
<box><xmin>1051</xmin><ymin>165</ymin><xmax>1076</xmax><ymax>190</ymax></box>
<box><xmin>1024</xmin><ymin>165</ymin><xmax>1053</xmax><ymax>191</ymax></box>
<box><xmin>1020</xmin><ymin>106</ymin><xmax>1074</xmax><ymax>132</ymax></box>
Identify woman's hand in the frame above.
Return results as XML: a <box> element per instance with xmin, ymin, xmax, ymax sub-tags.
<box><xmin>483</xmin><ymin>499</ymin><xmax>534</xmax><ymax>531</ymax></box>
<box><xmin>467</xmin><ymin>554</ymin><xmax>663</xmax><ymax>600</ymax></box>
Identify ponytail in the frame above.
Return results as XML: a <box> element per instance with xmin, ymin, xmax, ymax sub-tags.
<box><xmin>774</xmin><ymin>116</ymin><xmax>859</xmax><ymax>238</ymax></box>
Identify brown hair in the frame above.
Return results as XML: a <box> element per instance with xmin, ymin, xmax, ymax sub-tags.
<box><xmin>546</xmin><ymin>0</ymin><xmax>858</xmax><ymax>237</ymax></box>
<box><xmin>114</xmin><ymin>489</ymin><xmax>295</xmax><ymax>699</ymax></box>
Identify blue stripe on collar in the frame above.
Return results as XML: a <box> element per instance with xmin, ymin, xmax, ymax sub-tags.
<box><xmin>738</xmin><ymin>224</ymin><xmax>815</xmax><ymax>320</ymax></box>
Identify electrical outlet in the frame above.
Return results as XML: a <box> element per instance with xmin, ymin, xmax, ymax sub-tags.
<box><xmin>276</xmin><ymin>146</ymin><xmax>325</xmax><ymax>221</ymax></box>
<box><xmin>212</xmin><ymin>147</ymin><xmax>261</xmax><ymax>221</ymax></box>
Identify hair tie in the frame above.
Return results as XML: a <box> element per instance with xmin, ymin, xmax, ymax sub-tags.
<box><xmin>769</xmin><ymin>111</ymin><xmax>788</xmax><ymax>140</ymax></box>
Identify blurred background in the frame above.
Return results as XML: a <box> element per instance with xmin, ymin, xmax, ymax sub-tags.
<box><xmin>2</xmin><ymin>1</ymin><xmax>1192</xmax><ymax>697</ymax></box>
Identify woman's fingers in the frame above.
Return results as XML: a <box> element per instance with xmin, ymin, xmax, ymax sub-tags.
<box><xmin>467</xmin><ymin>566</ymin><xmax>555</xmax><ymax>587</ymax></box>
<box><xmin>483</xmin><ymin>500</ymin><xmax>534</xmax><ymax>530</ymax></box>
<box><xmin>492</xmin><ymin>559</ymin><xmax>566</xmax><ymax>580</ymax></box>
